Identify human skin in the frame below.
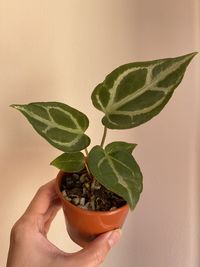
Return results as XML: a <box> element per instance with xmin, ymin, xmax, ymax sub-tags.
<box><xmin>6</xmin><ymin>179</ymin><xmax>121</xmax><ymax>267</ymax></box>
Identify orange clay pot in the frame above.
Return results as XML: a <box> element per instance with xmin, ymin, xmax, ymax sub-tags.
<box><xmin>55</xmin><ymin>171</ymin><xmax>129</xmax><ymax>247</ymax></box>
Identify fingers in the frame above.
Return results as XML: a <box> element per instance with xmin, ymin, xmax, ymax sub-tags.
<box><xmin>72</xmin><ymin>229</ymin><xmax>121</xmax><ymax>267</ymax></box>
<box><xmin>25</xmin><ymin>179</ymin><xmax>58</xmax><ymax>216</ymax></box>
<box><xmin>42</xmin><ymin>198</ymin><xmax>62</xmax><ymax>235</ymax></box>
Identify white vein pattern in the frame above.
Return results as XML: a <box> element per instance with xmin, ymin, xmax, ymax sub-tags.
<box><xmin>107</xmin><ymin>66</ymin><xmax>142</xmax><ymax>108</ymax></box>
<box><xmin>96</xmin><ymin>93</ymin><xmax>107</xmax><ymax>112</ymax></box>
<box><xmin>93</xmin><ymin>53</ymin><xmax>196</xmax><ymax>128</ymax></box>
<box><xmin>107</xmin><ymin>56</ymin><xmax>190</xmax><ymax>114</ymax></box>
<box><xmin>14</xmin><ymin>105</ymin><xmax>85</xmax><ymax>148</ymax></box>
<box><xmin>39</xmin><ymin>104</ymin><xmax>83</xmax><ymax>131</ymax></box>
<box><xmin>97</xmin><ymin>151</ymin><xmax>140</xmax><ymax>206</ymax></box>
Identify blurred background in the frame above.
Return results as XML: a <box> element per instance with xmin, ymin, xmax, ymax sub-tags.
<box><xmin>0</xmin><ymin>1</ymin><xmax>199</xmax><ymax>266</ymax></box>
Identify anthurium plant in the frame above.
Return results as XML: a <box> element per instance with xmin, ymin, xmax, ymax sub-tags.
<box><xmin>11</xmin><ymin>52</ymin><xmax>197</xmax><ymax>210</ymax></box>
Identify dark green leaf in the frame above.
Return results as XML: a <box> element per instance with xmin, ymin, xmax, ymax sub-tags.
<box><xmin>11</xmin><ymin>102</ymin><xmax>90</xmax><ymax>152</ymax></box>
<box><xmin>50</xmin><ymin>152</ymin><xmax>85</xmax><ymax>172</ymax></box>
<box><xmin>91</xmin><ymin>52</ymin><xmax>197</xmax><ymax>129</ymax></box>
<box><xmin>88</xmin><ymin>145</ymin><xmax>143</xmax><ymax>209</ymax></box>
<box><xmin>105</xmin><ymin>141</ymin><xmax>137</xmax><ymax>154</ymax></box>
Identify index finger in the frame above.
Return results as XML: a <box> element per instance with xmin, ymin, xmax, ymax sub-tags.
<box><xmin>25</xmin><ymin>179</ymin><xmax>58</xmax><ymax>216</ymax></box>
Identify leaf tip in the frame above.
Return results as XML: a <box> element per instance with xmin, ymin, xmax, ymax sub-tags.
<box><xmin>10</xmin><ymin>104</ymin><xmax>17</xmax><ymax>108</ymax></box>
<box><xmin>191</xmin><ymin>51</ymin><xmax>198</xmax><ymax>56</ymax></box>
<box><xmin>10</xmin><ymin>104</ymin><xmax>22</xmax><ymax>110</ymax></box>
<box><xmin>185</xmin><ymin>51</ymin><xmax>198</xmax><ymax>61</ymax></box>
<box><xmin>49</xmin><ymin>161</ymin><xmax>54</xmax><ymax>166</ymax></box>
<box><xmin>49</xmin><ymin>160</ymin><xmax>59</xmax><ymax>170</ymax></box>
<box><xmin>50</xmin><ymin>158</ymin><xmax>57</xmax><ymax>167</ymax></box>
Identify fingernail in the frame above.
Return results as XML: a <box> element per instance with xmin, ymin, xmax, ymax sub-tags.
<box><xmin>107</xmin><ymin>229</ymin><xmax>122</xmax><ymax>247</ymax></box>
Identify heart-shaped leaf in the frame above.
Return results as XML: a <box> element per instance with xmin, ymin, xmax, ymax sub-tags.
<box><xmin>88</xmin><ymin>145</ymin><xmax>143</xmax><ymax>209</ymax></box>
<box><xmin>11</xmin><ymin>102</ymin><xmax>90</xmax><ymax>152</ymax></box>
<box><xmin>105</xmin><ymin>141</ymin><xmax>137</xmax><ymax>154</ymax></box>
<box><xmin>92</xmin><ymin>52</ymin><xmax>197</xmax><ymax>129</ymax></box>
<box><xmin>51</xmin><ymin>152</ymin><xmax>85</xmax><ymax>172</ymax></box>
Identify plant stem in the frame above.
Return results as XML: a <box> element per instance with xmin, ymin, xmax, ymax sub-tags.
<box><xmin>84</xmin><ymin>149</ymin><xmax>92</xmax><ymax>179</ymax></box>
<box><xmin>84</xmin><ymin>149</ymin><xmax>96</xmax><ymax>195</ymax></box>
<box><xmin>100</xmin><ymin>126</ymin><xmax>107</xmax><ymax>148</ymax></box>
<box><xmin>84</xmin><ymin>148</ymin><xmax>89</xmax><ymax>157</ymax></box>
<box><xmin>85</xmin><ymin>161</ymin><xmax>92</xmax><ymax>178</ymax></box>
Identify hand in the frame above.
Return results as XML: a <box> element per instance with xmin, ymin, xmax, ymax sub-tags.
<box><xmin>6</xmin><ymin>179</ymin><xmax>121</xmax><ymax>267</ymax></box>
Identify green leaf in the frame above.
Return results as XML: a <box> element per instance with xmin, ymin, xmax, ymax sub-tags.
<box><xmin>92</xmin><ymin>52</ymin><xmax>197</xmax><ymax>129</ymax></box>
<box><xmin>11</xmin><ymin>102</ymin><xmax>90</xmax><ymax>152</ymax></box>
<box><xmin>105</xmin><ymin>141</ymin><xmax>137</xmax><ymax>154</ymax></box>
<box><xmin>50</xmin><ymin>152</ymin><xmax>85</xmax><ymax>172</ymax></box>
<box><xmin>88</xmin><ymin>145</ymin><xmax>143</xmax><ymax>209</ymax></box>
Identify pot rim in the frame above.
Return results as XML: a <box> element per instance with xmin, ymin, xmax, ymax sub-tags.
<box><xmin>55</xmin><ymin>170</ymin><xmax>129</xmax><ymax>216</ymax></box>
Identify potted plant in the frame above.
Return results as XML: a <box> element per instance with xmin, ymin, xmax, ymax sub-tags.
<box><xmin>11</xmin><ymin>52</ymin><xmax>197</xmax><ymax>247</ymax></box>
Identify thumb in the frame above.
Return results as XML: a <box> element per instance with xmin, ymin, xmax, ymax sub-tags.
<box><xmin>74</xmin><ymin>229</ymin><xmax>121</xmax><ymax>267</ymax></box>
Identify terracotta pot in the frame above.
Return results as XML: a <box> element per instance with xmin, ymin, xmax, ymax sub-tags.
<box><xmin>55</xmin><ymin>171</ymin><xmax>129</xmax><ymax>247</ymax></box>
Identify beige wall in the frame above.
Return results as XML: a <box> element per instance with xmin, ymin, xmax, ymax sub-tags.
<box><xmin>0</xmin><ymin>1</ymin><xmax>199</xmax><ymax>266</ymax></box>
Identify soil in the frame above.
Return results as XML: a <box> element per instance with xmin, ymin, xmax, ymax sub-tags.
<box><xmin>60</xmin><ymin>168</ymin><xmax>126</xmax><ymax>211</ymax></box>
